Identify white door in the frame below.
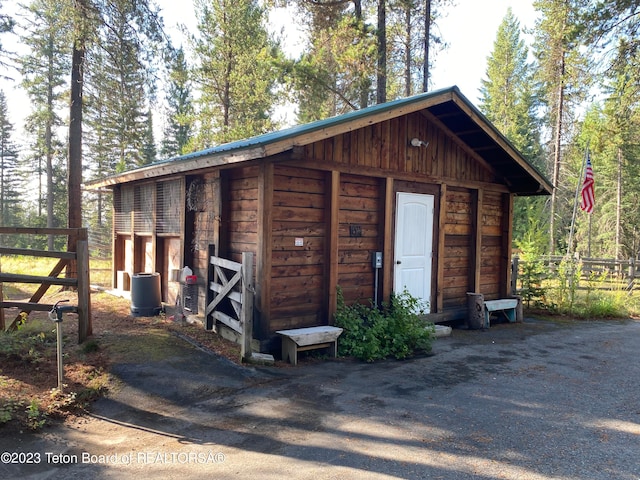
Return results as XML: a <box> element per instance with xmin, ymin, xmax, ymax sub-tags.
<box><xmin>394</xmin><ymin>192</ymin><xmax>434</xmax><ymax>313</ymax></box>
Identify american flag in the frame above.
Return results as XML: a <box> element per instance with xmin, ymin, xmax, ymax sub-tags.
<box><xmin>580</xmin><ymin>153</ymin><xmax>595</xmax><ymax>214</ymax></box>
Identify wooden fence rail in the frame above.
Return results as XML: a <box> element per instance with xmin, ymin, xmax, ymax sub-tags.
<box><xmin>512</xmin><ymin>254</ymin><xmax>640</xmax><ymax>295</ymax></box>
<box><xmin>0</xmin><ymin>228</ymin><xmax>91</xmax><ymax>343</ymax></box>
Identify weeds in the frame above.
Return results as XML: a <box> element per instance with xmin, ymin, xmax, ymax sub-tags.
<box><xmin>0</xmin><ymin>399</ymin><xmax>21</xmax><ymax>425</ymax></box>
<box><xmin>517</xmin><ymin>255</ymin><xmax>639</xmax><ymax>319</ymax></box>
<box><xmin>25</xmin><ymin>399</ymin><xmax>47</xmax><ymax>430</ymax></box>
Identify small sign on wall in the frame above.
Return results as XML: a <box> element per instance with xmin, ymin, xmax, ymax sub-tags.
<box><xmin>295</xmin><ymin>238</ymin><xmax>304</xmax><ymax>247</ymax></box>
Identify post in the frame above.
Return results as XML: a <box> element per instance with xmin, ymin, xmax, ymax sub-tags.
<box><xmin>206</xmin><ymin>244</ymin><xmax>216</xmax><ymax>330</ymax></box>
<box><xmin>628</xmin><ymin>257</ymin><xmax>635</xmax><ymax>292</ymax></box>
<box><xmin>511</xmin><ymin>255</ymin><xmax>519</xmax><ymax>295</ymax></box>
<box><xmin>56</xmin><ymin>320</ymin><xmax>64</xmax><ymax>392</ymax></box>
<box><xmin>466</xmin><ymin>292</ymin><xmax>484</xmax><ymax>330</ymax></box>
<box><xmin>241</xmin><ymin>252</ymin><xmax>254</xmax><ymax>362</ymax></box>
<box><xmin>0</xmin><ymin>284</ymin><xmax>4</xmax><ymax>331</ymax></box>
<box><xmin>76</xmin><ymin>239</ymin><xmax>92</xmax><ymax>343</ymax></box>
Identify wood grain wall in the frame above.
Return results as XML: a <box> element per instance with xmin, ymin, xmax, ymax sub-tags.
<box><xmin>443</xmin><ymin>188</ymin><xmax>473</xmax><ymax>307</ymax></box>
<box><xmin>226</xmin><ymin>166</ymin><xmax>259</xmax><ymax>263</ymax></box>
<box><xmin>338</xmin><ymin>174</ymin><xmax>382</xmax><ymax>304</ymax></box>
<box><xmin>270</xmin><ymin>166</ymin><xmax>327</xmax><ymax>330</ymax></box>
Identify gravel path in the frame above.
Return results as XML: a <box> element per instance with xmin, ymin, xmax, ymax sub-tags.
<box><xmin>2</xmin><ymin>318</ymin><xmax>639</xmax><ymax>479</ymax></box>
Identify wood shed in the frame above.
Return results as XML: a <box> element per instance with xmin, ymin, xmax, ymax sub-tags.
<box><xmin>89</xmin><ymin>86</ymin><xmax>552</xmax><ymax>351</ymax></box>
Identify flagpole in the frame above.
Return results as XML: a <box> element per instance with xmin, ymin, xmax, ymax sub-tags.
<box><xmin>587</xmin><ymin>213</ymin><xmax>592</xmax><ymax>257</ymax></box>
<box><xmin>567</xmin><ymin>145</ymin><xmax>589</xmax><ymax>256</ymax></box>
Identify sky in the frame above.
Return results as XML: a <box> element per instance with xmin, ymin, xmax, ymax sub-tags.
<box><xmin>0</xmin><ymin>0</ymin><xmax>539</xmax><ymax>142</ymax></box>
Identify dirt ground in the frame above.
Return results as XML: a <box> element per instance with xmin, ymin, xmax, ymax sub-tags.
<box><xmin>1</xmin><ymin>293</ymin><xmax>640</xmax><ymax>479</ymax></box>
<box><xmin>0</xmin><ymin>290</ymin><xmax>243</xmax><ymax>432</ymax></box>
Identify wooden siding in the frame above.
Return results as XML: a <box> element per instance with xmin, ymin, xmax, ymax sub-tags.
<box><xmin>190</xmin><ymin>173</ymin><xmax>222</xmax><ymax>313</ymax></box>
<box><xmin>304</xmin><ymin>112</ymin><xmax>494</xmax><ymax>184</ymax></box>
<box><xmin>480</xmin><ymin>191</ymin><xmax>505</xmax><ymax>299</ymax></box>
<box><xmin>338</xmin><ymin>175</ymin><xmax>382</xmax><ymax>304</ymax></box>
<box><xmin>442</xmin><ymin>188</ymin><xmax>473</xmax><ymax>307</ymax></box>
<box><xmin>226</xmin><ymin>167</ymin><xmax>259</xmax><ymax>263</ymax></box>
<box><xmin>270</xmin><ymin>166</ymin><xmax>326</xmax><ymax>331</ymax></box>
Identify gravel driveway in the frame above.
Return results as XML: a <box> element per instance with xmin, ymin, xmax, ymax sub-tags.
<box><xmin>2</xmin><ymin>317</ymin><xmax>639</xmax><ymax>479</ymax></box>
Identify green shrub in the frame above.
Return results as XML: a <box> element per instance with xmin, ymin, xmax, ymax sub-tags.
<box><xmin>334</xmin><ymin>287</ymin><xmax>435</xmax><ymax>362</ymax></box>
<box><xmin>515</xmin><ymin>239</ymin><xmax>547</xmax><ymax>308</ymax></box>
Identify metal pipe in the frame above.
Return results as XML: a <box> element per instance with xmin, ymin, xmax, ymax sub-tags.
<box><xmin>49</xmin><ymin>300</ymin><xmax>78</xmax><ymax>393</ymax></box>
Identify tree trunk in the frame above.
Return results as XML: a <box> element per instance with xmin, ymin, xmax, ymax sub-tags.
<box><xmin>423</xmin><ymin>0</ymin><xmax>431</xmax><ymax>92</ymax></box>
<box><xmin>549</xmin><ymin>53</ymin><xmax>565</xmax><ymax>255</ymax></box>
<box><xmin>616</xmin><ymin>146</ymin><xmax>622</xmax><ymax>260</ymax></box>
<box><xmin>354</xmin><ymin>0</ymin><xmax>368</xmax><ymax>109</ymax></box>
<box><xmin>46</xmin><ymin>35</ymin><xmax>55</xmax><ymax>251</ymax></box>
<box><xmin>377</xmin><ymin>0</ymin><xmax>387</xmax><ymax>104</ymax></box>
<box><xmin>404</xmin><ymin>7</ymin><xmax>412</xmax><ymax>97</ymax></box>
<box><xmin>67</xmin><ymin>24</ymin><xmax>86</xmax><ymax>278</ymax></box>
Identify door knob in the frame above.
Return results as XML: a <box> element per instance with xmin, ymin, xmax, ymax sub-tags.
<box><xmin>396</xmin><ymin>260</ymin><xmax>402</xmax><ymax>264</ymax></box>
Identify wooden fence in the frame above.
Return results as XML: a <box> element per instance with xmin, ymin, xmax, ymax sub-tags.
<box><xmin>0</xmin><ymin>228</ymin><xmax>91</xmax><ymax>343</ymax></box>
<box><xmin>512</xmin><ymin>254</ymin><xmax>640</xmax><ymax>295</ymax></box>
<box><xmin>206</xmin><ymin>250</ymin><xmax>254</xmax><ymax>361</ymax></box>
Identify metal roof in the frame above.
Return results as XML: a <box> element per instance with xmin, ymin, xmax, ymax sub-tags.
<box><xmin>88</xmin><ymin>86</ymin><xmax>552</xmax><ymax>195</ymax></box>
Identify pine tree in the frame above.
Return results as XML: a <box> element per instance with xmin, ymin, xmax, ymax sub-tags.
<box><xmin>533</xmin><ymin>0</ymin><xmax>591</xmax><ymax>254</ymax></box>
<box><xmin>84</xmin><ymin>0</ymin><xmax>158</xmax><ymax>172</ymax></box>
<box><xmin>142</xmin><ymin>109</ymin><xmax>156</xmax><ymax>165</ymax></box>
<box><xmin>190</xmin><ymin>0</ymin><xmax>282</xmax><ymax>148</ymax></box>
<box><xmin>292</xmin><ymin>13</ymin><xmax>375</xmax><ymax>122</ymax></box>
<box><xmin>18</xmin><ymin>0</ymin><xmax>70</xmax><ymax>248</ymax></box>
<box><xmin>161</xmin><ymin>46</ymin><xmax>193</xmax><ymax>158</ymax></box>
<box><xmin>0</xmin><ymin>91</ymin><xmax>22</xmax><ymax>229</ymax></box>
<box><xmin>66</xmin><ymin>0</ymin><xmax>162</xmax><ymax>259</ymax></box>
<box><xmin>479</xmin><ymin>8</ymin><xmax>546</xmax><ymax>252</ymax></box>
<box><xmin>0</xmin><ymin>0</ymin><xmax>15</xmax><ymax>65</ymax></box>
<box><xmin>386</xmin><ymin>0</ymin><xmax>452</xmax><ymax>97</ymax></box>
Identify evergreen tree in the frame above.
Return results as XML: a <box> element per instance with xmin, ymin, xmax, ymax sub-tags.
<box><xmin>190</xmin><ymin>0</ymin><xmax>283</xmax><ymax>148</ymax></box>
<box><xmin>66</xmin><ymin>0</ymin><xmax>163</xmax><ymax>258</ymax></box>
<box><xmin>479</xmin><ymin>8</ymin><xmax>546</xmax><ymax>251</ymax></box>
<box><xmin>18</xmin><ymin>0</ymin><xmax>70</xmax><ymax>248</ymax></box>
<box><xmin>533</xmin><ymin>0</ymin><xmax>591</xmax><ymax>254</ymax></box>
<box><xmin>161</xmin><ymin>46</ymin><xmax>193</xmax><ymax>158</ymax></box>
<box><xmin>84</xmin><ymin>0</ymin><xmax>159</xmax><ymax>173</ymax></box>
<box><xmin>0</xmin><ymin>0</ymin><xmax>15</xmax><ymax>66</ymax></box>
<box><xmin>142</xmin><ymin>108</ymin><xmax>156</xmax><ymax>165</ymax></box>
<box><xmin>385</xmin><ymin>0</ymin><xmax>452</xmax><ymax>98</ymax></box>
<box><xmin>0</xmin><ymin>91</ymin><xmax>22</xmax><ymax>229</ymax></box>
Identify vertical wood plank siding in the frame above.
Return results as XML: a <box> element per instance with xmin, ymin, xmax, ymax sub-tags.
<box><xmin>338</xmin><ymin>175</ymin><xmax>381</xmax><ymax>304</ymax></box>
<box><xmin>480</xmin><ymin>191</ymin><xmax>505</xmax><ymax>299</ymax></box>
<box><xmin>270</xmin><ymin>166</ymin><xmax>326</xmax><ymax>330</ymax></box>
<box><xmin>306</xmin><ymin>112</ymin><xmax>492</xmax><ymax>184</ymax></box>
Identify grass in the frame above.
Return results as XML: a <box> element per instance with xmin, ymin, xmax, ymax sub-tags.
<box><xmin>528</xmin><ymin>277</ymin><xmax>640</xmax><ymax>319</ymax></box>
<box><xmin>0</xmin><ymin>255</ymin><xmax>113</xmax><ymax>300</ymax></box>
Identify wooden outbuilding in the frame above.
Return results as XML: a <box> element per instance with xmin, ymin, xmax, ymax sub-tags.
<box><xmin>89</xmin><ymin>86</ymin><xmax>552</xmax><ymax>351</ymax></box>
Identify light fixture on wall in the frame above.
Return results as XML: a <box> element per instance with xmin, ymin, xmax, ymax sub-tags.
<box><xmin>410</xmin><ymin>137</ymin><xmax>429</xmax><ymax>148</ymax></box>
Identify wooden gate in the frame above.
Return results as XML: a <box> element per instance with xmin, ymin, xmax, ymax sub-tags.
<box><xmin>206</xmin><ymin>249</ymin><xmax>254</xmax><ymax>361</ymax></box>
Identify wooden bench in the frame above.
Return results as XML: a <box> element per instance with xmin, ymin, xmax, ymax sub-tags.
<box><xmin>483</xmin><ymin>299</ymin><xmax>518</xmax><ymax>329</ymax></box>
<box><xmin>276</xmin><ymin>326</ymin><xmax>343</xmax><ymax>365</ymax></box>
